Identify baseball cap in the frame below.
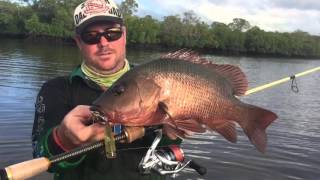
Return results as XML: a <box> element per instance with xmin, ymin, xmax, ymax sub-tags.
<box><xmin>74</xmin><ymin>0</ymin><xmax>123</xmax><ymax>34</ymax></box>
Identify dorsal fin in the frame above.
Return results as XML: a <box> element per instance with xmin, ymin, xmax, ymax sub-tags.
<box><xmin>161</xmin><ymin>49</ymin><xmax>248</xmax><ymax>96</ymax></box>
<box><xmin>207</xmin><ymin>63</ymin><xmax>248</xmax><ymax>96</ymax></box>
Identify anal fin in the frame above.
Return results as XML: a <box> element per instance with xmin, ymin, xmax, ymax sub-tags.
<box><xmin>207</xmin><ymin>120</ymin><xmax>237</xmax><ymax>143</ymax></box>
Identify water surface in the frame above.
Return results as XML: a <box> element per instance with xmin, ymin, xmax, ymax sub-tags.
<box><xmin>0</xmin><ymin>38</ymin><xmax>319</xmax><ymax>180</ymax></box>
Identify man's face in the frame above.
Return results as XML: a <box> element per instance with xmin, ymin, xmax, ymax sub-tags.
<box><xmin>75</xmin><ymin>22</ymin><xmax>126</xmax><ymax>74</ymax></box>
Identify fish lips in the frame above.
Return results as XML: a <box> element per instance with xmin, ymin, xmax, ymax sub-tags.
<box><xmin>89</xmin><ymin>105</ymin><xmax>112</xmax><ymax>124</ymax></box>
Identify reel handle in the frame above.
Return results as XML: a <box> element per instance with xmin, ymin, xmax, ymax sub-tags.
<box><xmin>188</xmin><ymin>160</ymin><xmax>207</xmax><ymax>176</ymax></box>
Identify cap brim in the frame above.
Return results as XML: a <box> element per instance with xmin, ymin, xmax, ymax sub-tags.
<box><xmin>76</xmin><ymin>16</ymin><xmax>123</xmax><ymax>34</ymax></box>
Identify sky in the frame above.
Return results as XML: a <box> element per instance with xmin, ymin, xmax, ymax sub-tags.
<box><xmin>115</xmin><ymin>0</ymin><xmax>320</xmax><ymax>35</ymax></box>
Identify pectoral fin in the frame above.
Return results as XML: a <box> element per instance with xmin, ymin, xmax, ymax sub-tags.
<box><xmin>174</xmin><ymin>119</ymin><xmax>206</xmax><ymax>133</ymax></box>
<box><xmin>163</xmin><ymin>118</ymin><xmax>206</xmax><ymax>139</ymax></box>
<box><xmin>158</xmin><ymin>101</ymin><xmax>206</xmax><ymax>138</ymax></box>
<box><xmin>163</xmin><ymin>124</ymin><xmax>186</xmax><ymax>140</ymax></box>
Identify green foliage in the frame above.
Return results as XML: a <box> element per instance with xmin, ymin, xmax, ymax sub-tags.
<box><xmin>228</xmin><ymin>18</ymin><xmax>251</xmax><ymax>32</ymax></box>
<box><xmin>180</xmin><ymin>11</ymin><xmax>202</xmax><ymax>47</ymax></box>
<box><xmin>0</xmin><ymin>12</ymin><xmax>14</xmax><ymax>31</ymax></box>
<box><xmin>127</xmin><ymin>15</ymin><xmax>160</xmax><ymax>44</ymax></box>
<box><xmin>1</xmin><ymin>0</ymin><xmax>320</xmax><ymax>57</ymax></box>
<box><xmin>245</xmin><ymin>26</ymin><xmax>266</xmax><ymax>53</ymax></box>
<box><xmin>25</xmin><ymin>13</ymin><xmax>47</xmax><ymax>34</ymax></box>
<box><xmin>119</xmin><ymin>0</ymin><xmax>138</xmax><ymax>18</ymax></box>
<box><xmin>0</xmin><ymin>1</ymin><xmax>20</xmax><ymax>33</ymax></box>
<box><xmin>160</xmin><ymin>15</ymin><xmax>184</xmax><ymax>47</ymax></box>
<box><xmin>51</xmin><ymin>8</ymin><xmax>74</xmax><ymax>37</ymax></box>
<box><xmin>211</xmin><ymin>22</ymin><xmax>232</xmax><ymax>50</ymax></box>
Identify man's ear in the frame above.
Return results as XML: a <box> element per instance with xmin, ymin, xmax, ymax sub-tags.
<box><xmin>73</xmin><ymin>35</ymin><xmax>82</xmax><ymax>50</ymax></box>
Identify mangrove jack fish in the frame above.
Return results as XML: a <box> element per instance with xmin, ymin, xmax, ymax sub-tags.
<box><xmin>91</xmin><ymin>51</ymin><xmax>277</xmax><ymax>153</ymax></box>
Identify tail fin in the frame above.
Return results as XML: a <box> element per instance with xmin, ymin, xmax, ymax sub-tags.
<box><xmin>237</xmin><ymin>103</ymin><xmax>277</xmax><ymax>153</ymax></box>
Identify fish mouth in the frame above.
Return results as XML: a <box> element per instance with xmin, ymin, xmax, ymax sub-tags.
<box><xmin>89</xmin><ymin>105</ymin><xmax>109</xmax><ymax>125</ymax></box>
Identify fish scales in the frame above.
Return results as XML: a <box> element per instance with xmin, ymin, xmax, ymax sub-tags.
<box><xmin>92</xmin><ymin>55</ymin><xmax>277</xmax><ymax>153</ymax></box>
<box><xmin>137</xmin><ymin>60</ymin><xmax>236</xmax><ymax>120</ymax></box>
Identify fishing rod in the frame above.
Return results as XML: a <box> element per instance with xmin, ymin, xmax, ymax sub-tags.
<box><xmin>0</xmin><ymin>126</ymin><xmax>147</xmax><ymax>180</ymax></box>
<box><xmin>0</xmin><ymin>125</ymin><xmax>205</xmax><ymax>180</ymax></box>
<box><xmin>1</xmin><ymin>66</ymin><xmax>319</xmax><ymax>179</ymax></box>
<box><xmin>244</xmin><ymin>66</ymin><xmax>320</xmax><ymax>95</ymax></box>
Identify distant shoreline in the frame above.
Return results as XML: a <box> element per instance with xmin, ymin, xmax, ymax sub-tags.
<box><xmin>2</xmin><ymin>34</ymin><xmax>319</xmax><ymax>60</ymax></box>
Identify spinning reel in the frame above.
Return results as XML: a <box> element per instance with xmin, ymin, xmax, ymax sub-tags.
<box><xmin>139</xmin><ymin>130</ymin><xmax>207</xmax><ymax>178</ymax></box>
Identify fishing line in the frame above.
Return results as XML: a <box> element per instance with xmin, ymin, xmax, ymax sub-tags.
<box><xmin>117</xmin><ymin>144</ymin><xmax>185</xmax><ymax>152</ymax></box>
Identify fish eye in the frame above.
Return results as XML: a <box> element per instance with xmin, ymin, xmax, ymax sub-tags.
<box><xmin>112</xmin><ymin>84</ymin><xmax>125</xmax><ymax>96</ymax></box>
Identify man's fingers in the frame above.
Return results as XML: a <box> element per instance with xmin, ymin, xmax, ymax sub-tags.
<box><xmin>77</xmin><ymin>123</ymin><xmax>106</xmax><ymax>143</ymax></box>
<box><xmin>59</xmin><ymin>105</ymin><xmax>108</xmax><ymax>147</ymax></box>
<box><xmin>74</xmin><ymin>105</ymin><xmax>92</xmax><ymax>119</ymax></box>
<box><xmin>90</xmin><ymin>123</ymin><xmax>106</xmax><ymax>141</ymax></box>
<box><xmin>67</xmin><ymin>105</ymin><xmax>95</xmax><ymax>126</ymax></box>
<box><xmin>91</xmin><ymin>132</ymin><xmax>106</xmax><ymax>142</ymax></box>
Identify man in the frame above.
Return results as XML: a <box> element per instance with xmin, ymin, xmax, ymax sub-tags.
<box><xmin>32</xmin><ymin>0</ymin><xmax>177</xmax><ymax>179</ymax></box>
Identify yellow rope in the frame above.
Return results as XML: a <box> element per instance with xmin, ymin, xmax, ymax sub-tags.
<box><xmin>244</xmin><ymin>66</ymin><xmax>320</xmax><ymax>96</ymax></box>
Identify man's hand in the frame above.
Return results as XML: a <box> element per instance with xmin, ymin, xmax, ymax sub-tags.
<box><xmin>56</xmin><ymin>105</ymin><xmax>106</xmax><ymax>150</ymax></box>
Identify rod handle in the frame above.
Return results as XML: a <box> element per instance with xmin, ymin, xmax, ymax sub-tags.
<box><xmin>1</xmin><ymin>157</ymin><xmax>50</xmax><ymax>180</ymax></box>
<box><xmin>188</xmin><ymin>160</ymin><xmax>207</xmax><ymax>176</ymax></box>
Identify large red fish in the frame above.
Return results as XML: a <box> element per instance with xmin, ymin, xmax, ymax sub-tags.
<box><xmin>91</xmin><ymin>51</ymin><xmax>277</xmax><ymax>153</ymax></box>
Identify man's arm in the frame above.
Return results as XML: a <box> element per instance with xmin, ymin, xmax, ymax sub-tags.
<box><xmin>31</xmin><ymin>78</ymin><xmax>83</xmax><ymax>172</ymax></box>
<box><xmin>32</xmin><ymin>78</ymin><xmax>107</xmax><ymax>172</ymax></box>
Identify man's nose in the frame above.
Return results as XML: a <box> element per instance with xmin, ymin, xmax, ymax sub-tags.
<box><xmin>99</xmin><ymin>35</ymin><xmax>110</xmax><ymax>46</ymax></box>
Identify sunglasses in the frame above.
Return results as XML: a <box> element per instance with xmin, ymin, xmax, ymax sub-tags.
<box><xmin>80</xmin><ymin>27</ymin><xmax>123</xmax><ymax>45</ymax></box>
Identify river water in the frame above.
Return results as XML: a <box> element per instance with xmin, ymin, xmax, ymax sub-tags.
<box><xmin>0</xmin><ymin>38</ymin><xmax>319</xmax><ymax>180</ymax></box>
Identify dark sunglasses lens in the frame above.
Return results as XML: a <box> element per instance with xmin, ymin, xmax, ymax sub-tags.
<box><xmin>105</xmin><ymin>31</ymin><xmax>122</xmax><ymax>41</ymax></box>
<box><xmin>81</xmin><ymin>30</ymin><xmax>122</xmax><ymax>45</ymax></box>
<box><xmin>81</xmin><ymin>32</ymin><xmax>100</xmax><ymax>44</ymax></box>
